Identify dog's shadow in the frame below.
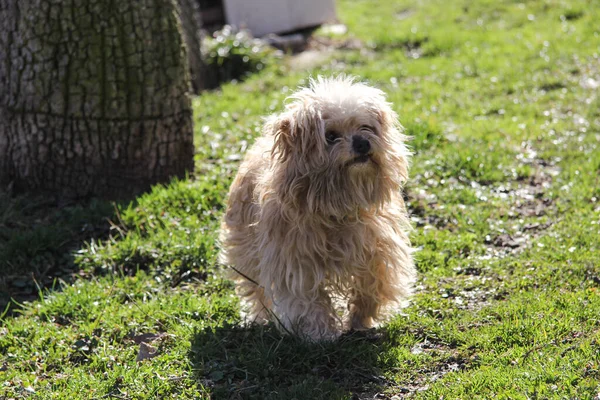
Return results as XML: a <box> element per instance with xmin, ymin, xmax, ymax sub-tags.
<box><xmin>189</xmin><ymin>323</ymin><xmax>391</xmax><ymax>399</ymax></box>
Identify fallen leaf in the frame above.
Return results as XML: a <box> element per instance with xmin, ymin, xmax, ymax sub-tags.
<box><xmin>129</xmin><ymin>332</ymin><xmax>165</xmax><ymax>344</ymax></box>
<box><xmin>136</xmin><ymin>342</ymin><xmax>159</xmax><ymax>362</ymax></box>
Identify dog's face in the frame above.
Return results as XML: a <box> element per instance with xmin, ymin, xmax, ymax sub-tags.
<box><xmin>269</xmin><ymin>76</ymin><xmax>410</xmax><ymax>217</ymax></box>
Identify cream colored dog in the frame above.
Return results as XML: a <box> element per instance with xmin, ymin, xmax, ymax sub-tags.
<box><xmin>220</xmin><ymin>76</ymin><xmax>415</xmax><ymax>341</ymax></box>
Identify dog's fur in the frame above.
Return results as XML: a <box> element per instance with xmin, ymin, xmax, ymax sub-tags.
<box><xmin>220</xmin><ymin>76</ymin><xmax>415</xmax><ymax>340</ymax></box>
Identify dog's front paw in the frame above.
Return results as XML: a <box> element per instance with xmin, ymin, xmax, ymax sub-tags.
<box><xmin>349</xmin><ymin>314</ymin><xmax>375</xmax><ymax>331</ymax></box>
<box><xmin>347</xmin><ymin>302</ymin><xmax>376</xmax><ymax>331</ymax></box>
<box><xmin>296</xmin><ymin>308</ymin><xmax>341</xmax><ymax>342</ymax></box>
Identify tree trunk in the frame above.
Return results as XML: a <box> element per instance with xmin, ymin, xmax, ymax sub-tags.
<box><xmin>0</xmin><ymin>0</ymin><xmax>194</xmax><ymax>200</ymax></box>
<box><xmin>176</xmin><ymin>0</ymin><xmax>205</xmax><ymax>93</ymax></box>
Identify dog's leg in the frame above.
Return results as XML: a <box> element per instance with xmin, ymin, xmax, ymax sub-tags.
<box><xmin>273</xmin><ymin>285</ymin><xmax>339</xmax><ymax>341</ymax></box>
<box><xmin>348</xmin><ymin>258</ymin><xmax>399</xmax><ymax>330</ymax></box>
<box><xmin>236</xmin><ymin>277</ymin><xmax>272</xmax><ymax>323</ymax></box>
<box><xmin>302</xmin><ymin>289</ymin><xmax>339</xmax><ymax>340</ymax></box>
<box><xmin>348</xmin><ymin>281</ymin><xmax>379</xmax><ymax>330</ymax></box>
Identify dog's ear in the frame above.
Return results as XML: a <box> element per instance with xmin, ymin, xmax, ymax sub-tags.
<box><xmin>375</xmin><ymin>104</ymin><xmax>402</xmax><ymax>139</ymax></box>
<box><xmin>375</xmin><ymin>104</ymin><xmax>410</xmax><ymax>183</ymax></box>
<box><xmin>270</xmin><ymin>105</ymin><xmax>325</xmax><ymax>164</ymax></box>
<box><xmin>270</xmin><ymin>113</ymin><xmax>294</xmax><ymax>162</ymax></box>
<box><xmin>268</xmin><ymin>104</ymin><xmax>325</xmax><ymax>211</ymax></box>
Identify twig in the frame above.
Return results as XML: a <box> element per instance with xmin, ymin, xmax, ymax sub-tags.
<box><xmin>224</xmin><ymin>264</ymin><xmax>294</xmax><ymax>336</ymax></box>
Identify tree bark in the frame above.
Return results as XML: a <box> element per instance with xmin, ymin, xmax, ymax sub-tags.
<box><xmin>176</xmin><ymin>0</ymin><xmax>205</xmax><ymax>93</ymax></box>
<box><xmin>0</xmin><ymin>0</ymin><xmax>194</xmax><ymax>200</ymax></box>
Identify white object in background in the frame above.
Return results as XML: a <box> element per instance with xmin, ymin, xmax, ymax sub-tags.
<box><xmin>223</xmin><ymin>0</ymin><xmax>337</xmax><ymax>37</ymax></box>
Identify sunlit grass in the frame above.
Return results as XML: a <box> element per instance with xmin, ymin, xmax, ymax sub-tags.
<box><xmin>1</xmin><ymin>0</ymin><xmax>599</xmax><ymax>398</ymax></box>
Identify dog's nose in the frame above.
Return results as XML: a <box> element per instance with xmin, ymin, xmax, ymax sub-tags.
<box><xmin>352</xmin><ymin>136</ymin><xmax>371</xmax><ymax>155</ymax></box>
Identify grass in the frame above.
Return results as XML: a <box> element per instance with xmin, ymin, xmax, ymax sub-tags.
<box><xmin>2</xmin><ymin>0</ymin><xmax>600</xmax><ymax>398</ymax></box>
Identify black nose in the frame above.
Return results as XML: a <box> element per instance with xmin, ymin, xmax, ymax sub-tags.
<box><xmin>352</xmin><ymin>136</ymin><xmax>371</xmax><ymax>155</ymax></box>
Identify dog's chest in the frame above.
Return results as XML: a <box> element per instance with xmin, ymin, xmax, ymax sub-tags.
<box><xmin>321</xmin><ymin>222</ymin><xmax>378</xmax><ymax>271</ymax></box>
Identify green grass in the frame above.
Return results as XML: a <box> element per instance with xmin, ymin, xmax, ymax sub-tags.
<box><xmin>2</xmin><ymin>0</ymin><xmax>600</xmax><ymax>398</ymax></box>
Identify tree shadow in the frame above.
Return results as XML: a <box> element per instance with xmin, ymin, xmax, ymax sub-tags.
<box><xmin>189</xmin><ymin>323</ymin><xmax>391</xmax><ymax>400</ymax></box>
<box><xmin>0</xmin><ymin>174</ymin><xmax>223</xmax><ymax>316</ymax></box>
<box><xmin>0</xmin><ymin>190</ymin><xmax>117</xmax><ymax>314</ymax></box>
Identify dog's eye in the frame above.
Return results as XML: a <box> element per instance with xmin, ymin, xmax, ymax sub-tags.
<box><xmin>360</xmin><ymin>125</ymin><xmax>375</xmax><ymax>133</ymax></box>
<box><xmin>325</xmin><ymin>130</ymin><xmax>340</xmax><ymax>145</ymax></box>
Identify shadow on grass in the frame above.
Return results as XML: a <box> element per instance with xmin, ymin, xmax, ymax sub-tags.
<box><xmin>1</xmin><ymin>174</ymin><xmax>226</xmax><ymax>316</ymax></box>
<box><xmin>0</xmin><ymin>190</ymin><xmax>117</xmax><ymax>314</ymax></box>
<box><xmin>190</xmin><ymin>323</ymin><xmax>391</xmax><ymax>400</ymax></box>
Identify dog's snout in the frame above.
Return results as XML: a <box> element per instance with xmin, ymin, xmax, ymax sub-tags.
<box><xmin>352</xmin><ymin>136</ymin><xmax>371</xmax><ymax>155</ymax></box>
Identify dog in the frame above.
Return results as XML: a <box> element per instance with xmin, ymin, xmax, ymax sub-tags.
<box><xmin>219</xmin><ymin>76</ymin><xmax>415</xmax><ymax>341</ymax></box>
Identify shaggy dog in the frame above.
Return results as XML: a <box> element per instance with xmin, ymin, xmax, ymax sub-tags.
<box><xmin>220</xmin><ymin>76</ymin><xmax>415</xmax><ymax>341</ymax></box>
